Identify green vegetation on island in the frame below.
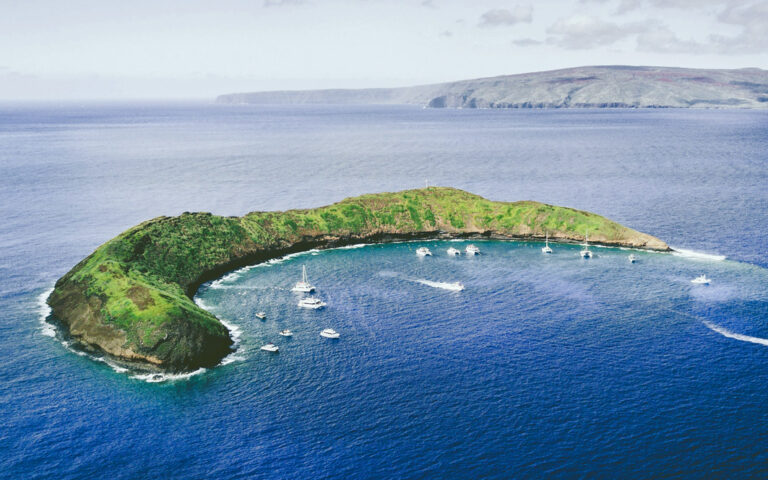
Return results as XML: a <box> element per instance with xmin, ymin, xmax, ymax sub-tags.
<box><xmin>48</xmin><ymin>187</ymin><xmax>669</xmax><ymax>372</ymax></box>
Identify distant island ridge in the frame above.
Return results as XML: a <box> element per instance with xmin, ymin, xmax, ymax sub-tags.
<box><xmin>48</xmin><ymin>187</ymin><xmax>669</xmax><ymax>373</ymax></box>
<box><xmin>216</xmin><ymin>65</ymin><xmax>768</xmax><ymax>109</ymax></box>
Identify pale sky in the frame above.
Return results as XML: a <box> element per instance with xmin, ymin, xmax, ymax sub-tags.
<box><xmin>0</xmin><ymin>0</ymin><xmax>766</xmax><ymax>100</ymax></box>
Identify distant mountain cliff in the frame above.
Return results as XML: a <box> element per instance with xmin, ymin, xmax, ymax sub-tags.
<box><xmin>217</xmin><ymin>66</ymin><xmax>768</xmax><ymax>109</ymax></box>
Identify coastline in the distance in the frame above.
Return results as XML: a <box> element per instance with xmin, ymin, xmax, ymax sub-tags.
<box><xmin>216</xmin><ymin>65</ymin><xmax>768</xmax><ymax>109</ymax></box>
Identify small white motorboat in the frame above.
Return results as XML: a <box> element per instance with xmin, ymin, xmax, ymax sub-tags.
<box><xmin>542</xmin><ymin>232</ymin><xmax>553</xmax><ymax>254</ymax></box>
<box><xmin>278</xmin><ymin>329</ymin><xmax>293</xmax><ymax>337</ymax></box>
<box><xmin>320</xmin><ymin>328</ymin><xmax>340</xmax><ymax>339</ymax></box>
<box><xmin>291</xmin><ymin>265</ymin><xmax>316</xmax><ymax>293</ymax></box>
<box><xmin>446</xmin><ymin>247</ymin><xmax>461</xmax><ymax>256</ymax></box>
<box><xmin>580</xmin><ymin>231</ymin><xmax>593</xmax><ymax>259</ymax></box>
<box><xmin>691</xmin><ymin>274</ymin><xmax>711</xmax><ymax>284</ymax></box>
<box><xmin>465</xmin><ymin>244</ymin><xmax>480</xmax><ymax>255</ymax></box>
<box><xmin>298</xmin><ymin>297</ymin><xmax>326</xmax><ymax>309</ymax></box>
<box><xmin>260</xmin><ymin>343</ymin><xmax>279</xmax><ymax>352</ymax></box>
<box><xmin>255</xmin><ymin>312</ymin><xmax>267</xmax><ymax>320</ymax></box>
<box><xmin>416</xmin><ymin>247</ymin><xmax>432</xmax><ymax>257</ymax></box>
<box><xmin>447</xmin><ymin>282</ymin><xmax>465</xmax><ymax>291</ymax></box>
<box><xmin>628</xmin><ymin>254</ymin><xmax>637</xmax><ymax>263</ymax></box>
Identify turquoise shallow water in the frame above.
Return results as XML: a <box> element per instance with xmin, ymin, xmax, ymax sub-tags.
<box><xmin>1</xmin><ymin>104</ymin><xmax>767</xmax><ymax>478</ymax></box>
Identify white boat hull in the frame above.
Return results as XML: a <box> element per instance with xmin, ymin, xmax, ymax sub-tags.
<box><xmin>321</xmin><ymin>330</ymin><xmax>340</xmax><ymax>338</ymax></box>
<box><xmin>292</xmin><ymin>285</ymin><xmax>315</xmax><ymax>293</ymax></box>
<box><xmin>298</xmin><ymin>302</ymin><xmax>326</xmax><ymax>309</ymax></box>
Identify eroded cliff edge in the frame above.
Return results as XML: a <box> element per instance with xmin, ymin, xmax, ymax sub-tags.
<box><xmin>47</xmin><ymin>187</ymin><xmax>669</xmax><ymax>372</ymax></box>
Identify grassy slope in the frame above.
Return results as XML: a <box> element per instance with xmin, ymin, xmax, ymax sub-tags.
<box><xmin>49</xmin><ymin>187</ymin><xmax>667</xmax><ymax>371</ymax></box>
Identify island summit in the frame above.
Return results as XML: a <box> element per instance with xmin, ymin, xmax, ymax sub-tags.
<box><xmin>47</xmin><ymin>188</ymin><xmax>669</xmax><ymax>372</ymax></box>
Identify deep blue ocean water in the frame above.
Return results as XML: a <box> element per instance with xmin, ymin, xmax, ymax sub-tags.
<box><xmin>1</xmin><ymin>103</ymin><xmax>767</xmax><ymax>478</ymax></box>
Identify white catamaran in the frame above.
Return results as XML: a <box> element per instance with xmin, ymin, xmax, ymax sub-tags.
<box><xmin>292</xmin><ymin>265</ymin><xmax>316</xmax><ymax>293</ymax></box>
<box><xmin>541</xmin><ymin>232</ymin><xmax>553</xmax><ymax>254</ymax></box>
<box><xmin>580</xmin><ymin>231</ymin><xmax>593</xmax><ymax>259</ymax></box>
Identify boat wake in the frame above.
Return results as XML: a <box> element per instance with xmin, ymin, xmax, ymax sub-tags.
<box><xmin>416</xmin><ymin>279</ymin><xmax>465</xmax><ymax>291</ymax></box>
<box><xmin>671</xmin><ymin>247</ymin><xmax>726</xmax><ymax>262</ymax></box>
<box><xmin>703</xmin><ymin>321</ymin><xmax>768</xmax><ymax>347</ymax></box>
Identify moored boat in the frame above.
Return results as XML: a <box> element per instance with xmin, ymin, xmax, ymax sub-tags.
<box><xmin>298</xmin><ymin>297</ymin><xmax>326</xmax><ymax>309</ymax></box>
<box><xmin>580</xmin><ymin>231</ymin><xmax>593</xmax><ymax>259</ymax></box>
<box><xmin>260</xmin><ymin>343</ymin><xmax>279</xmax><ymax>352</ymax></box>
<box><xmin>320</xmin><ymin>328</ymin><xmax>340</xmax><ymax>339</ymax></box>
<box><xmin>292</xmin><ymin>265</ymin><xmax>316</xmax><ymax>293</ymax></box>
<box><xmin>542</xmin><ymin>232</ymin><xmax>553</xmax><ymax>254</ymax></box>
<box><xmin>465</xmin><ymin>244</ymin><xmax>480</xmax><ymax>255</ymax></box>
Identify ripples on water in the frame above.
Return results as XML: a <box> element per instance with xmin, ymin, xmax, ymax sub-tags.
<box><xmin>2</xmin><ymin>104</ymin><xmax>767</xmax><ymax>478</ymax></box>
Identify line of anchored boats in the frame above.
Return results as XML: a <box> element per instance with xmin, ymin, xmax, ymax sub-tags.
<box><xmin>258</xmin><ymin>234</ymin><xmax>713</xmax><ymax>352</ymax></box>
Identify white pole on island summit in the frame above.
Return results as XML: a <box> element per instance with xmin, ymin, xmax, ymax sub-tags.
<box><xmin>425</xmin><ymin>179</ymin><xmax>429</xmax><ymax>189</ymax></box>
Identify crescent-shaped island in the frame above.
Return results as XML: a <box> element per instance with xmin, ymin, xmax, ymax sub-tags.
<box><xmin>47</xmin><ymin>187</ymin><xmax>669</xmax><ymax>373</ymax></box>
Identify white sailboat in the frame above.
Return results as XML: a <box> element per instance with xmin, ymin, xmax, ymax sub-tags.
<box><xmin>541</xmin><ymin>232</ymin><xmax>553</xmax><ymax>254</ymax></box>
<box><xmin>465</xmin><ymin>244</ymin><xmax>480</xmax><ymax>255</ymax></box>
<box><xmin>580</xmin><ymin>231</ymin><xmax>593</xmax><ymax>259</ymax></box>
<box><xmin>446</xmin><ymin>247</ymin><xmax>461</xmax><ymax>256</ymax></box>
<box><xmin>416</xmin><ymin>247</ymin><xmax>432</xmax><ymax>257</ymax></box>
<box><xmin>291</xmin><ymin>265</ymin><xmax>315</xmax><ymax>293</ymax></box>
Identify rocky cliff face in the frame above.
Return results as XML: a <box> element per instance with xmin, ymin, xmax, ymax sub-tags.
<box><xmin>48</xmin><ymin>188</ymin><xmax>669</xmax><ymax>372</ymax></box>
<box><xmin>217</xmin><ymin>65</ymin><xmax>768</xmax><ymax>109</ymax></box>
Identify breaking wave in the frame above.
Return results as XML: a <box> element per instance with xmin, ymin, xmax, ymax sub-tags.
<box><xmin>37</xmin><ymin>287</ymin><xmax>56</xmax><ymax>337</ymax></box>
<box><xmin>130</xmin><ymin>368</ymin><xmax>207</xmax><ymax>383</ymax></box>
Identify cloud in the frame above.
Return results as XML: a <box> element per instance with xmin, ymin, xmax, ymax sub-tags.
<box><xmin>439</xmin><ymin>30</ymin><xmax>453</xmax><ymax>37</ymax></box>
<box><xmin>712</xmin><ymin>1</ymin><xmax>768</xmax><ymax>53</ymax></box>
<box><xmin>263</xmin><ymin>0</ymin><xmax>308</xmax><ymax>7</ymax></box>
<box><xmin>478</xmin><ymin>5</ymin><xmax>533</xmax><ymax>27</ymax></box>
<box><xmin>512</xmin><ymin>37</ymin><xmax>543</xmax><ymax>46</ymax></box>
<box><xmin>421</xmin><ymin>0</ymin><xmax>437</xmax><ymax>8</ymax></box>
<box><xmin>634</xmin><ymin>1</ymin><xmax>768</xmax><ymax>54</ymax></box>
<box><xmin>546</xmin><ymin>15</ymin><xmax>649</xmax><ymax>49</ymax></box>
<box><xmin>636</xmin><ymin>25</ymin><xmax>710</xmax><ymax>53</ymax></box>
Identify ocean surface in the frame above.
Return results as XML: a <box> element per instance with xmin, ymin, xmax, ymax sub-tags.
<box><xmin>1</xmin><ymin>103</ymin><xmax>767</xmax><ymax>478</ymax></box>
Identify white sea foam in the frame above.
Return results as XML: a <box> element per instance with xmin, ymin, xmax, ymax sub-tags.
<box><xmin>131</xmin><ymin>368</ymin><xmax>207</xmax><ymax>383</ymax></box>
<box><xmin>671</xmin><ymin>248</ymin><xmax>726</xmax><ymax>262</ymax></box>
<box><xmin>703</xmin><ymin>321</ymin><xmax>768</xmax><ymax>347</ymax></box>
<box><xmin>337</xmin><ymin>243</ymin><xmax>367</xmax><ymax>250</ymax></box>
<box><xmin>416</xmin><ymin>279</ymin><xmax>465</xmax><ymax>291</ymax></box>
<box><xmin>37</xmin><ymin>287</ymin><xmax>56</xmax><ymax>337</ymax></box>
<box><xmin>195</xmin><ymin>297</ymin><xmax>245</xmax><ymax>367</ymax></box>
